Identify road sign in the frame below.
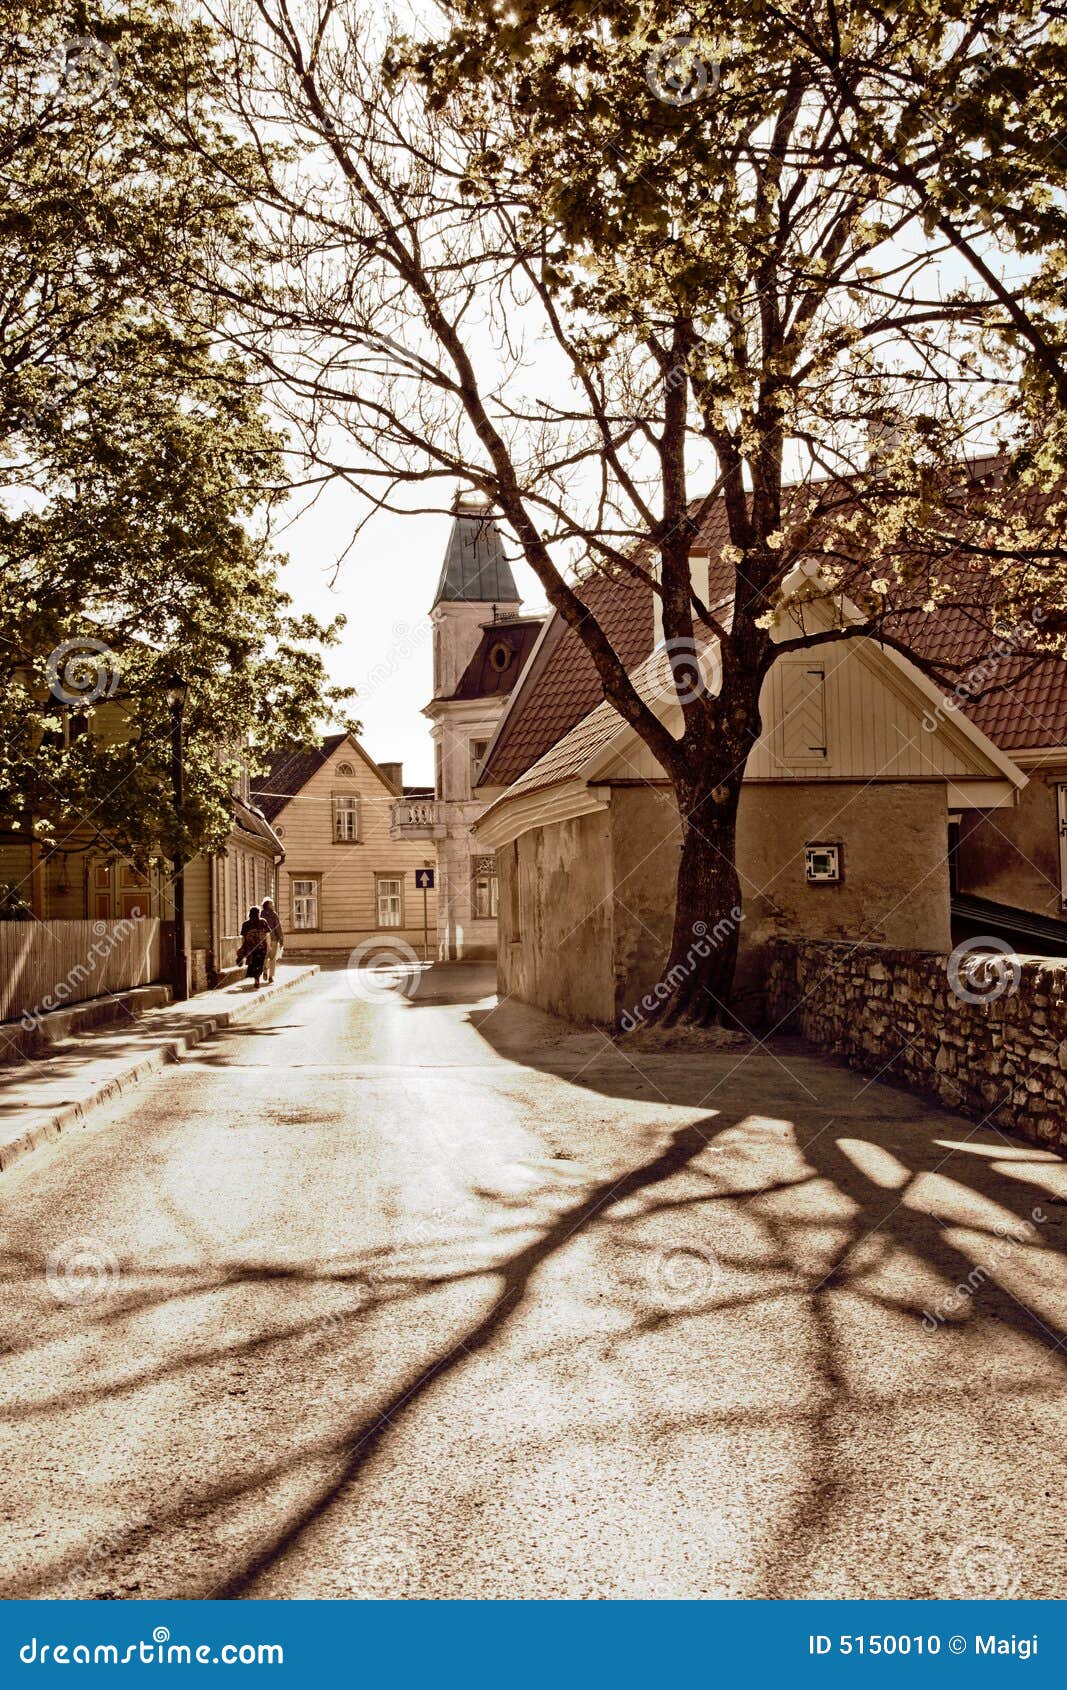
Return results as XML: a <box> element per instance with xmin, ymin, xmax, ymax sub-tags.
<box><xmin>415</xmin><ymin>867</ymin><xmax>435</xmax><ymax>962</ymax></box>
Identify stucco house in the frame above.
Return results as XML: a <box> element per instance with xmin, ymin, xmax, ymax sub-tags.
<box><xmin>253</xmin><ymin>732</ymin><xmax>438</xmax><ymax>958</ymax></box>
<box><xmin>473</xmin><ymin>494</ymin><xmax>1067</xmax><ymax>1027</ymax></box>
<box><xmin>390</xmin><ymin>491</ymin><xmax>543</xmax><ymax>959</ymax></box>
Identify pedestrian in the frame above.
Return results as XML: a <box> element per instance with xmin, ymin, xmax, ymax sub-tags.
<box><xmin>237</xmin><ymin>904</ymin><xmax>270</xmax><ymax>989</ymax></box>
<box><xmin>261</xmin><ymin>896</ymin><xmax>284</xmax><ymax>983</ymax></box>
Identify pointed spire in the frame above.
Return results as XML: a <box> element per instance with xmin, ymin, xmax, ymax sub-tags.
<box><xmin>431</xmin><ymin>490</ymin><xmax>520</xmax><ymax>608</ymax></box>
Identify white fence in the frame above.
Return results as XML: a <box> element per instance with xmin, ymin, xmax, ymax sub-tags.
<box><xmin>0</xmin><ymin>918</ymin><xmax>163</xmax><ymax>1023</ymax></box>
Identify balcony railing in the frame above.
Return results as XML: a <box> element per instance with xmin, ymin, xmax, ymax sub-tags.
<box><xmin>390</xmin><ymin>798</ymin><xmax>447</xmax><ymax>839</ymax></box>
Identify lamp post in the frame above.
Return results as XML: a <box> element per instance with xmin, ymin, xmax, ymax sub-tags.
<box><xmin>165</xmin><ymin>675</ymin><xmax>189</xmax><ymax>1001</ymax></box>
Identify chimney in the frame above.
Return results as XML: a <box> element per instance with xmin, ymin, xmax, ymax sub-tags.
<box><xmin>867</xmin><ymin>412</ymin><xmax>908</xmax><ymax>469</ymax></box>
<box><xmin>380</xmin><ymin>761</ymin><xmax>403</xmax><ymax>790</ymax></box>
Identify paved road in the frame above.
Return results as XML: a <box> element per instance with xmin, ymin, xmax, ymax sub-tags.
<box><xmin>1</xmin><ymin>962</ymin><xmax>1064</xmax><ymax>1600</ymax></box>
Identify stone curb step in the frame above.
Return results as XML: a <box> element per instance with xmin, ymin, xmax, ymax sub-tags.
<box><xmin>0</xmin><ymin>965</ymin><xmax>320</xmax><ymax>1176</ymax></box>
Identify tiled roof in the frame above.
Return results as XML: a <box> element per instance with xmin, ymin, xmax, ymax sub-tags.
<box><xmin>492</xmin><ymin>639</ymin><xmax>712</xmax><ymax>804</ymax></box>
<box><xmin>448</xmin><ymin>616</ymin><xmax>544</xmax><ymax>701</ymax></box>
<box><xmin>251</xmin><ymin>733</ymin><xmax>349</xmax><ymax>820</ymax></box>
<box><xmin>478</xmin><ymin>570</ymin><xmax>656</xmax><ymax>788</ymax></box>
<box><xmin>232</xmin><ymin>796</ymin><xmax>284</xmax><ymax>852</ymax></box>
<box><xmin>478</xmin><ymin>480</ymin><xmax>1067</xmax><ymax>808</ymax></box>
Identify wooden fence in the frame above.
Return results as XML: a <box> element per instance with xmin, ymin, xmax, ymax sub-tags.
<box><xmin>0</xmin><ymin>918</ymin><xmax>163</xmax><ymax>1023</ymax></box>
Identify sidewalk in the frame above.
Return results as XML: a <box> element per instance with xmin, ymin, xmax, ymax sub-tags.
<box><xmin>0</xmin><ymin>963</ymin><xmax>319</xmax><ymax>1175</ymax></box>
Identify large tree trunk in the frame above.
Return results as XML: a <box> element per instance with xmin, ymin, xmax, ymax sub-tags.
<box><xmin>622</xmin><ymin>773</ymin><xmax>745</xmax><ymax>1031</ymax></box>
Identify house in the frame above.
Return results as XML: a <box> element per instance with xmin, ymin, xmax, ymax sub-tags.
<box><xmin>390</xmin><ymin>491</ymin><xmax>543</xmax><ymax>959</ymax></box>
<box><xmin>472</xmin><ymin>490</ymin><xmax>1064</xmax><ymax>1026</ymax></box>
<box><xmin>0</xmin><ymin>701</ymin><xmax>283</xmax><ymax>994</ymax></box>
<box><xmin>253</xmin><ymin>732</ymin><xmax>438</xmax><ymax>957</ymax></box>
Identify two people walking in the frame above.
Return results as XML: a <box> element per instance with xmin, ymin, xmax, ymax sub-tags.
<box><xmin>237</xmin><ymin>896</ymin><xmax>284</xmax><ymax>989</ymax></box>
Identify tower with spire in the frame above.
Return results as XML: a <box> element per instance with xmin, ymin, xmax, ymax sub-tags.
<box><xmin>420</xmin><ymin>491</ymin><xmax>543</xmax><ymax>958</ymax></box>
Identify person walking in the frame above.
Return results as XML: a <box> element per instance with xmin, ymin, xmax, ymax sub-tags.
<box><xmin>237</xmin><ymin>905</ymin><xmax>270</xmax><ymax>989</ymax></box>
<box><xmin>261</xmin><ymin>896</ymin><xmax>284</xmax><ymax>983</ymax></box>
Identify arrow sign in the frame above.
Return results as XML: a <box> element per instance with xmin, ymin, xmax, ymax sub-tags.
<box><xmin>415</xmin><ymin>868</ymin><xmax>435</xmax><ymax>890</ymax></box>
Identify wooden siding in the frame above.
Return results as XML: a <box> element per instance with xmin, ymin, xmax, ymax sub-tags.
<box><xmin>273</xmin><ymin>741</ymin><xmax>438</xmax><ymax>945</ymax></box>
<box><xmin>0</xmin><ymin>918</ymin><xmax>162</xmax><ymax>1022</ymax></box>
<box><xmin>602</xmin><ymin>638</ymin><xmax>993</xmax><ymax>784</ymax></box>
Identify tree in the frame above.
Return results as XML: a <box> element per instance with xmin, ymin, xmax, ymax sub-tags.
<box><xmin>0</xmin><ymin>0</ymin><xmax>354</xmax><ymax>883</ymax></box>
<box><xmin>199</xmin><ymin>0</ymin><xmax>1067</xmax><ymax>1023</ymax></box>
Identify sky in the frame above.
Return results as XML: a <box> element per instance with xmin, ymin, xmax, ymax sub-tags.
<box><xmin>275</xmin><ymin>477</ymin><xmax>548</xmax><ymax>788</ymax></box>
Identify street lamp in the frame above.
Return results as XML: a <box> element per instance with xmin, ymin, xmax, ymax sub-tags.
<box><xmin>165</xmin><ymin>675</ymin><xmax>189</xmax><ymax>1001</ymax></box>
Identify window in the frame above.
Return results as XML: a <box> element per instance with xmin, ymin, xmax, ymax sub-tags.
<box><xmin>509</xmin><ymin>840</ymin><xmax>521</xmax><ymax>940</ymax></box>
<box><xmin>333</xmin><ymin>794</ymin><xmax>360</xmax><ymax>842</ymax></box>
<box><xmin>1058</xmin><ymin>786</ymin><xmax>1067</xmax><ymax>907</ymax></box>
<box><xmin>377</xmin><ymin>876</ymin><xmax>403</xmax><ymax>928</ymax></box>
<box><xmin>472</xmin><ymin>854</ymin><xmax>498</xmax><ymax>920</ymax></box>
<box><xmin>780</xmin><ymin>665</ymin><xmax>828</xmax><ymax>762</ymax></box>
<box><xmin>469</xmin><ymin>737</ymin><xmax>490</xmax><ymax>795</ymax></box>
<box><xmin>336</xmin><ymin>760</ymin><xmax>355</xmax><ymax>777</ymax></box>
<box><xmin>292</xmin><ymin>877</ymin><xmax>320</xmax><ymax>930</ymax></box>
<box><xmin>435</xmin><ymin>743</ymin><xmax>444</xmax><ymax>800</ymax></box>
<box><xmin>488</xmin><ymin>640</ymin><xmax>512</xmax><ymax>673</ymax></box>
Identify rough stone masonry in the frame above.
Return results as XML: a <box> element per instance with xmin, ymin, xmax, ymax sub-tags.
<box><xmin>765</xmin><ymin>938</ymin><xmax>1067</xmax><ymax>1154</ymax></box>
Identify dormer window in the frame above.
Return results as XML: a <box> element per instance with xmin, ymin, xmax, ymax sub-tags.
<box><xmin>489</xmin><ymin>640</ymin><xmax>512</xmax><ymax>673</ymax></box>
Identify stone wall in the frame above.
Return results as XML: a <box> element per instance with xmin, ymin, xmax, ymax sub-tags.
<box><xmin>765</xmin><ymin>938</ymin><xmax>1067</xmax><ymax>1153</ymax></box>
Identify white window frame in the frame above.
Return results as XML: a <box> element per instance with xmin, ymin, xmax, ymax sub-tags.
<box><xmin>376</xmin><ymin>875</ymin><xmax>403</xmax><ymax>928</ymax></box>
<box><xmin>469</xmin><ymin>736</ymin><xmax>491</xmax><ymax>796</ymax></box>
<box><xmin>472</xmin><ymin>855</ymin><xmax>499</xmax><ymax>920</ymax></box>
<box><xmin>291</xmin><ymin>876</ymin><xmax>320</xmax><ymax>931</ymax></box>
<box><xmin>332</xmin><ymin>793</ymin><xmax>360</xmax><ymax>843</ymax></box>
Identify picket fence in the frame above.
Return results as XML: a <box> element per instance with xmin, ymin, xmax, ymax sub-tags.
<box><xmin>0</xmin><ymin>918</ymin><xmax>163</xmax><ymax>1023</ymax></box>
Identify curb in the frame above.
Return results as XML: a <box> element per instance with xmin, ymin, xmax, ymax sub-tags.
<box><xmin>0</xmin><ymin>966</ymin><xmax>320</xmax><ymax>1176</ymax></box>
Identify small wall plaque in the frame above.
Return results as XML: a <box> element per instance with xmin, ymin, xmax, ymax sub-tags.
<box><xmin>805</xmin><ymin>842</ymin><xmax>842</xmax><ymax>884</ymax></box>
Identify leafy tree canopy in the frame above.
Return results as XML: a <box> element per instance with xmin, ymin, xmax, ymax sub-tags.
<box><xmin>0</xmin><ymin>0</ymin><xmax>355</xmax><ymax>879</ymax></box>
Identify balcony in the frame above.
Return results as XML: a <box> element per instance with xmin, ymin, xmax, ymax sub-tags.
<box><xmin>390</xmin><ymin>798</ymin><xmax>447</xmax><ymax>840</ymax></box>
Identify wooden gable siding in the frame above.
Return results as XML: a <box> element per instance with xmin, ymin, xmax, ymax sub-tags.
<box><xmin>273</xmin><ymin>743</ymin><xmax>437</xmax><ymax>942</ymax></box>
<box><xmin>599</xmin><ymin>638</ymin><xmax>991</xmax><ymax>784</ymax></box>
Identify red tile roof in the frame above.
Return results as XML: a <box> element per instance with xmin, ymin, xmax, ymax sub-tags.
<box><xmin>479</xmin><ymin>486</ymin><xmax>1067</xmax><ymax>799</ymax></box>
<box><xmin>479</xmin><ymin>570</ymin><xmax>656</xmax><ymax>789</ymax></box>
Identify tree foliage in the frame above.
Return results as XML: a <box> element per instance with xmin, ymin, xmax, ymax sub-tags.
<box><xmin>0</xmin><ymin>0</ymin><xmax>354</xmax><ymax>879</ymax></box>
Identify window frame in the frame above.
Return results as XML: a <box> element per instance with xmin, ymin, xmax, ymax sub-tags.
<box><xmin>376</xmin><ymin>874</ymin><xmax>404</xmax><ymax>929</ymax></box>
<box><xmin>471</xmin><ymin>854</ymin><xmax>499</xmax><ymax>920</ymax></box>
<box><xmin>291</xmin><ymin>875</ymin><xmax>321</xmax><ymax>931</ymax></box>
<box><xmin>469</xmin><ymin>736</ymin><xmax>491</xmax><ymax>796</ymax></box>
<box><xmin>332</xmin><ymin>792</ymin><xmax>361</xmax><ymax>844</ymax></box>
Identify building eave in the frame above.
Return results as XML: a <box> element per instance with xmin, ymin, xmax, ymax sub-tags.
<box><xmin>473</xmin><ymin>780</ymin><xmax>612</xmax><ymax>851</ymax></box>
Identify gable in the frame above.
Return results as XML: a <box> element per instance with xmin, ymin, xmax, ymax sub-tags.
<box><xmin>594</xmin><ymin>633</ymin><xmax>1015</xmax><ymax>787</ymax></box>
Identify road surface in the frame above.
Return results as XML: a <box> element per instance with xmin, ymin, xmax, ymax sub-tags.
<box><xmin>0</xmin><ymin>961</ymin><xmax>1064</xmax><ymax>1599</ymax></box>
